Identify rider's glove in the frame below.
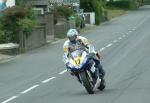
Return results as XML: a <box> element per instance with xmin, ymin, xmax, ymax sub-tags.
<box><xmin>66</xmin><ymin>62</ymin><xmax>75</xmax><ymax>76</ymax></box>
<box><xmin>88</xmin><ymin>53</ymin><xmax>95</xmax><ymax>59</ymax></box>
<box><xmin>66</xmin><ymin>62</ymin><xmax>70</xmax><ymax>68</ymax></box>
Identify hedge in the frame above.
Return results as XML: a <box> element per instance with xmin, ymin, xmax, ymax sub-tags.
<box><xmin>0</xmin><ymin>5</ymin><xmax>37</xmax><ymax>44</ymax></box>
<box><xmin>106</xmin><ymin>0</ymin><xmax>138</xmax><ymax>10</ymax></box>
<box><xmin>143</xmin><ymin>0</ymin><xmax>150</xmax><ymax>5</ymax></box>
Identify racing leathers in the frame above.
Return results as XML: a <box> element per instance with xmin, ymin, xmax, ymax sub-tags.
<box><xmin>63</xmin><ymin>36</ymin><xmax>105</xmax><ymax>78</ymax></box>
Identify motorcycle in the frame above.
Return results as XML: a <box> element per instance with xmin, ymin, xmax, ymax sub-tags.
<box><xmin>66</xmin><ymin>46</ymin><xmax>106</xmax><ymax>94</ymax></box>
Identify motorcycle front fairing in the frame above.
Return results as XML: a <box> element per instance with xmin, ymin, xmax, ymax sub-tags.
<box><xmin>65</xmin><ymin>46</ymin><xmax>106</xmax><ymax>93</ymax></box>
<box><xmin>67</xmin><ymin>50</ymin><xmax>94</xmax><ymax>72</ymax></box>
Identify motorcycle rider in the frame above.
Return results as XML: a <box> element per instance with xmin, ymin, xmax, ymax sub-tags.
<box><xmin>63</xmin><ymin>29</ymin><xmax>105</xmax><ymax>79</ymax></box>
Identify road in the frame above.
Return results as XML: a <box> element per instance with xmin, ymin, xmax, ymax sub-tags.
<box><xmin>0</xmin><ymin>5</ymin><xmax>150</xmax><ymax>103</ymax></box>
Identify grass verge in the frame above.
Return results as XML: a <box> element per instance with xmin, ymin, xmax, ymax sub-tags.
<box><xmin>107</xmin><ymin>8</ymin><xmax>127</xmax><ymax>20</ymax></box>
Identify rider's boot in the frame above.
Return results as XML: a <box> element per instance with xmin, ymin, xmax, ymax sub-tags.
<box><xmin>97</xmin><ymin>64</ymin><xmax>105</xmax><ymax>79</ymax></box>
<box><xmin>94</xmin><ymin>59</ymin><xmax>105</xmax><ymax>79</ymax></box>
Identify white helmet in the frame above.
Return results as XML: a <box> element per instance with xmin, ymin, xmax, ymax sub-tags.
<box><xmin>67</xmin><ymin>29</ymin><xmax>78</xmax><ymax>42</ymax></box>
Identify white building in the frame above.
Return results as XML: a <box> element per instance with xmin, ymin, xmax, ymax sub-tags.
<box><xmin>6</xmin><ymin>0</ymin><xmax>15</xmax><ymax>7</ymax></box>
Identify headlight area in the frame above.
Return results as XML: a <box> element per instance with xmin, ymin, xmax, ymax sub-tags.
<box><xmin>68</xmin><ymin>58</ymin><xmax>89</xmax><ymax>70</ymax></box>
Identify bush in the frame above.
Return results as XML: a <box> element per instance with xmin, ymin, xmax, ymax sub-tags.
<box><xmin>144</xmin><ymin>0</ymin><xmax>150</xmax><ymax>5</ymax></box>
<box><xmin>16</xmin><ymin>0</ymin><xmax>23</xmax><ymax>5</ymax></box>
<box><xmin>0</xmin><ymin>28</ymin><xmax>5</xmax><ymax>43</ymax></box>
<box><xmin>75</xmin><ymin>16</ymin><xmax>82</xmax><ymax>28</ymax></box>
<box><xmin>107</xmin><ymin>1</ymin><xmax>130</xmax><ymax>9</ymax></box>
<box><xmin>0</xmin><ymin>5</ymin><xmax>37</xmax><ymax>43</ymax></box>
<box><xmin>53</xmin><ymin>5</ymin><xmax>74</xmax><ymax>20</ymax></box>
<box><xmin>18</xmin><ymin>18</ymin><xmax>36</xmax><ymax>37</ymax></box>
<box><xmin>129</xmin><ymin>0</ymin><xmax>139</xmax><ymax>9</ymax></box>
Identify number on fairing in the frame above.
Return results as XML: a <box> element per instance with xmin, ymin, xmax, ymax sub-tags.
<box><xmin>75</xmin><ymin>59</ymin><xmax>80</xmax><ymax>66</ymax></box>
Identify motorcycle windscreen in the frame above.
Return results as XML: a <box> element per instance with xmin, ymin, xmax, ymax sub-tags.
<box><xmin>70</xmin><ymin>50</ymin><xmax>86</xmax><ymax>68</ymax></box>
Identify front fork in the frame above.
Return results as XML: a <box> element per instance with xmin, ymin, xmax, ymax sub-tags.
<box><xmin>75</xmin><ymin>70</ymin><xmax>95</xmax><ymax>85</ymax></box>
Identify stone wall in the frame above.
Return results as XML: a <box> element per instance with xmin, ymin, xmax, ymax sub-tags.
<box><xmin>0</xmin><ymin>43</ymin><xmax>19</xmax><ymax>55</ymax></box>
<box><xmin>54</xmin><ymin>18</ymin><xmax>76</xmax><ymax>38</ymax></box>
<box><xmin>24</xmin><ymin>26</ymin><xmax>46</xmax><ymax>50</ymax></box>
<box><xmin>38</xmin><ymin>13</ymin><xmax>54</xmax><ymax>36</ymax></box>
<box><xmin>19</xmin><ymin>13</ymin><xmax>54</xmax><ymax>51</ymax></box>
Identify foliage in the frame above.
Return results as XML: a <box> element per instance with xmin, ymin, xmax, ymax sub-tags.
<box><xmin>75</xmin><ymin>16</ymin><xmax>82</xmax><ymax>28</ymax></box>
<box><xmin>0</xmin><ymin>5</ymin><xmax>37</xmax><ymax>43</ymax></box>
<box><xmin>106</xmin><ymin>1</ymin><xmax>130</xmax><ymax>9</ymax></box>
<box><xmin>130</xmin><ymin>0</ymin><xmax>139</xmax><ymax>9</ymax></box>
<box><xmin>80</xmin><ymin>0</ymin><xmax>106</xmax><ymax>25</ymax></box>
<box><xmin>15</xmin><ymin>0</ymin><xmax>23</xmax><ymax>5</ymax></box>
<box><xmin>53</xmin><ymin>5</ymin><xmax>74</xmax><ymax>20</ymax></box>
<box><xmin>106</xmin><ymin>0</ymin><xmax>138</xmax><ymax>10</ymax></box>
<box><xmin>144</xmin><ymin>0</ymin><xmax>150</xmax><ymax>5</ymax></box>
<box><xmin>0</xmin><ymin>24</ymin><xmax>5</xmax><ymax>43</ymax></box>
<box><xmin>18</xmin><ymin>18</ymin><xmax>36</xmax><ymax>37</ymax></box>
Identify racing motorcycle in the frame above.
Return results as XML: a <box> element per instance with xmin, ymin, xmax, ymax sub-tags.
<box><xmin>66</xmin><ymin>46</ymin><xmax>106</xmax><ymax>94</ymax></box>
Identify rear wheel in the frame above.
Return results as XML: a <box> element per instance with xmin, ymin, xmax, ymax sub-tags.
<box><xmin>80</xmin><ymin>71</ymin><xmax>94</xmax><ymax>94</ymax></box>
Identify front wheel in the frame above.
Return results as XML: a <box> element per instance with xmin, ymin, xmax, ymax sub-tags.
<box><xmin>80</xmin><ymin>71</ymin><xmax>94</xmax><ymax>94</ymax></box>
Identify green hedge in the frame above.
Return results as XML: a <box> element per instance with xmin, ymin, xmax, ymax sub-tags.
<box><xmin>53</xmin><ymin>5</ymin><xmax>74</xmax><ymax>20</ymax></box>
<box><xmin>75</xmin><ymin>16</ymin><xmax>82</xmax><ymax>28</ymax></box>
<box><xmin>107</xmin><ymin>1</ymin><xmax>130</xmax><ymax>9</ymax></box>
<box><xmin>144</xmin><ymin>0</ymin><xmax>150</xmax><ymax>5</ymax></box>
<box><xmin>0</xmin><ymin>26</ymin><xmax>5</xmax><ymax>43</ymax></box>
<box><xmin>80</xmin><ymin>0</ymin><xmax>106</xmax><ymax>25</ymax></box>
<box><xmin>106</xmin><ymin>0</ymin><xmax>138</xmax><ymax>9</ymax></box>
<box><xmin>0</xmin><ymin>5</ymin><xmax>37</xmax><ymax>44</ymax></box>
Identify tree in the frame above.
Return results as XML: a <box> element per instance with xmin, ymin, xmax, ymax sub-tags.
<box><xmin>15</xmin><ymin>0</ymin><xmax>23</xmax><ymax>5</ymax></box>
<box><xmin>80</xmin><ymin>0</ymin><xmax>106</xmax><ymax>25</ymax></box>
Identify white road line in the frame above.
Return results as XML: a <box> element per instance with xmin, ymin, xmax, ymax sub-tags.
<box><xmin>123</xmin><ymin>35</ymin><xmax>126</xmax><ymax>38</ymax></box>
<box><xmin>21</xmin><ymin>85</ymin><xmax>39</xmax><ymax>94</ymax></box>
<box><xmin>126</xmin><ymin>33</ymin><xmax>129</xmax><ymax>35</ymax></box>
<box><xmin>106</xmin><ymin>43</ymin><xmax>113</xmax><ymax>48</ymax></box>
<box><xmin>129</xmin><ymin>30</ymin><xmax>132</xmax><ymax>33</ymax></box>
<box><xmin>42</xmin><ymin>77</ymin><xmax>56</xmax><ymax>84</ymax></box>
<box><xmin>119</xmin><ymin>37</ymin><xmax>122</xmax><ymax>40</ymax></box>
<box><xmin>2</xmin><ymin>96</ymin><xmax>18</xmax><ymax>103</ymax></box>
<box><xmin>59</xmin><ymin>69</ymin><xmax>67</xmax><ymax>75</ymax></box>
<box><xmin>132</xmin><ymin>28</ymin><xmax>135</xmax><ymax>31</ymax></box>
<box><xmin>113</xmin><ymin>40</ymin><xmax>118</xmax><ymax>43</ymax></box>
<box><xmin>100</xmin><ymin>47</ymin><xmax>105</xmax><ymax>51</ymax></box>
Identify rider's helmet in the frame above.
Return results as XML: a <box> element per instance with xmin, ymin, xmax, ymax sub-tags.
<box><xmin>67</xmin><ymin>29</ymin><xmax>78</xmax><ymax>43</ymax></box>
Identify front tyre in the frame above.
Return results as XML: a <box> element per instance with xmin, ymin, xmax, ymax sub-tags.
<box><xmin>80</xmin><ymin>71</ymin><xmax>94</xmax><ymax>94</ymax></box>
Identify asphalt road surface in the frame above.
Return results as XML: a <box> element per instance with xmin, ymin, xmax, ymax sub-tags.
<box><xmin>0</xmin><ymin>5</ymin><xmax>150</xmax><ymax>103</ymax></box>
